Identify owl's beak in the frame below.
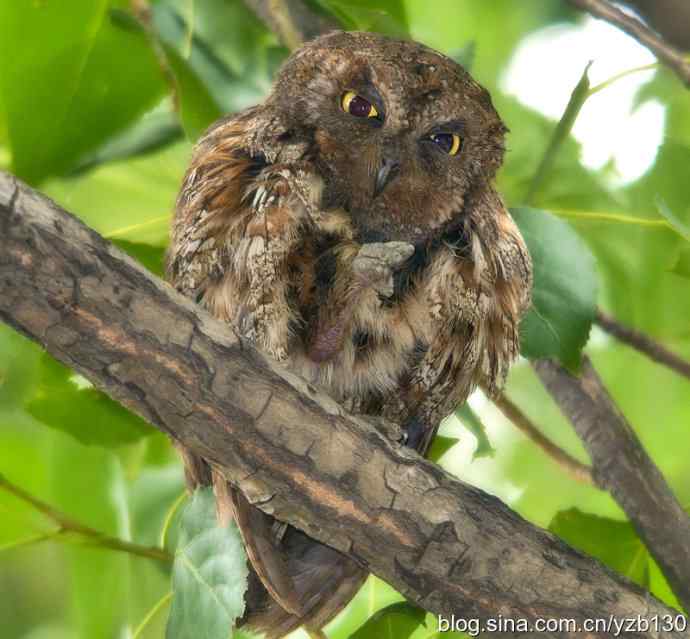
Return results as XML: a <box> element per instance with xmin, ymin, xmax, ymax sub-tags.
<box><xmin>374</xmin><ymin>156</ymin><xmax>400</xmax><ymax>197</ymax></box>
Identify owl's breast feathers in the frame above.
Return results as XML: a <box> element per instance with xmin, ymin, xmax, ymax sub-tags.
<box><xmin>168</xmin><ymin>111</ymin><xmax>531</xmax><ymax>407</ymax></box>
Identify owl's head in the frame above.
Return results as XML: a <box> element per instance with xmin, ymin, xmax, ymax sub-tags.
<box><xmin>267</xmin><ymin>31</ymin><xmax>507</xmax><ymax>244</ymax></box>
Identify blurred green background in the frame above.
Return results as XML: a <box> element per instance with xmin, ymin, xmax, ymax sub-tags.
<box><xmin>1</xmin><ymin>1</ymin><xmax>689</xmax><ymax>638</ymax></box>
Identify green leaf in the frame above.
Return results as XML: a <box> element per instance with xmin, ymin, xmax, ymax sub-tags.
<box><xmin>657</xmin><ymin>199</ymin><xmax>690</xmax><ymax>242</ymax></box>
<box><xmin>314</xmin><ymin>0</ymin><xmax>409</xmax><ymax>35</ymax></box>
<box><xmin>25</xmin><ymin>354</ymin><xmax>153</xmax><ymax>448</ymax></box>
<box><xmin>152</xmin><ymin>0</ymin><xmax>286</xmax><ymax>114</ymax></box>
<box><xmin>327</xmin><ymin>575</ymin><xmax>403</xmax><ymax>639</ymax></box>
<box><xmin>0</xmin><ymin>325</ymin><xmax>43</xmax><ymax>413</ymax></box>
<box><xmin>112</xmin><ymin>240</ymin><xmax>166</xmax><ymax>277</ymax></box>
<box><xmin>129</xmin><ymin>467</ymin><xmax>185</xmax><ymax>549</ymax></box>
<box><xmin>427</xmin><ymin>436</ymin><xmax>460</xmax><ymax>463</ymax></box>
<box><xmin>649</xmin><ymin>557</ymin><xmax>683</xmax><ymax>612</ymax></box>
<box><xmin>349</xmin><ymin>602</ymin><xmax>426</xmax><ymax>639</ymax></box>
<box><xmin>44</xmin><ymin>141</ymin><xmax>187</xmax><ymax>246</ymax></box>
<box><xmin>671</xmin><ymin>247</ymin><xmax>690</xmax><ymax>279</ymax></box>
<box><xmin>162</xmin><ymin>45</ymin><xmax>223</xmax><ymax>141</ymax></box>
<box><xmin>166</xmin><ymin>487</ymin><xmax>248</xmax><ymax>639</ymax></box>
<box><xmin>404</xmin><ymin>1</ymin><xmax>569</xmax><ymax>95</ymax></box>
<box><xmin>511</xmin><ymin>207</ymin><xmax>598</xmax><ymax>370</ymax></box>
<box><xmin>0</xmin><ymin>3</ymin><xmax>167</xmax><ymax>183</ymax></box>
<box><xmin>70</xmin><ymin>104</ymin><xmax>182</xmax><ymax>175</ymax></box>
<box><xmin>449</xmin><ymin>42</ymin><xmax>476</xmax><ymax>71</ymax></box>
<box><xmin>549</xmin><ymin>508</ymin><xmax>649</xmax><ymax>587</ymax></box>
<box><xmin>47</xmin><ymin>430</ymin><xmax>132</xmax><ymax>638</ymax></box>
<box><xmin>455</xmin><ymin>404</ymin><xmax>494</xmax><ymax>460</ymax></box>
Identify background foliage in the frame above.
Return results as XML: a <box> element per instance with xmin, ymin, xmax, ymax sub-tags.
<box><xmin>1</xmin><ymin>1</ymin><xmax>689</xmax><ymax>638</ymax></box>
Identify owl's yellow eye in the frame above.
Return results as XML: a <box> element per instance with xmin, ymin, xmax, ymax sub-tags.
<box><xmin>341</xmin><ymin>91</ymin><xmax>379</xmax><ymax>119</ymax></box>
<box><xmin>430</xmin><ymin>133</ymin><xmax>461</xmax><ymax>156</ymax></box>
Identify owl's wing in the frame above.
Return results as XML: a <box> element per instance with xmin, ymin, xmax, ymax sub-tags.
<box><xmin>168</xmin><ymin>111</ymin><xmax>260</xmax><ymax>300</ymax></box>
<box><xmin>212</xmin><ymin>470</ymin><xmax>304</xmax><ymax>617</ymax></box>
<box><xmin>167</xmin><ymin>111</ymin><xmax>312</xmax><ymax>621</ymax></box>
<box><xmin>392</xmin><ymin>186</ymin><xmax>532</xmax><ymax>454</ymax></box>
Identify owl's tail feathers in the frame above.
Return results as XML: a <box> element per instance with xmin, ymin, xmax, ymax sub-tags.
<box><xmin>242</xmin><ymin>527</ymin><xmax>368</xmax><ymax>639</ymax></box>
<box><xmin>212</xmin><ymin>469</ymin><xmax>304</xmax><ymax>617</ymax></box>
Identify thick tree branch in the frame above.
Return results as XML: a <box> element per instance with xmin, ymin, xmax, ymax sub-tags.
<box><xmin>534</xmin><ymin>358</ymin><xmax>690</xmax><ymax>612</ymax></box>
<box><xmin>567</xmin><ymin>0</ymin><xmax>690</xmax><ymax>87</ymax></box>
<box><xmin>1</xmin><ymin>172</ymin><xmax>686</xmax><ymax>635</ymax></box>
<box><xmin>596</xmin><ymin>310</ymin><xmax>690</xmax><ymax>381</ymax></box>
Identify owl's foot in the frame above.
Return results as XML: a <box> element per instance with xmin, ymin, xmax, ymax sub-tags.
<box><xmin>352</xmin><ymin>241</ymin><xmax>415</xmax><ymax>297</ymax></box>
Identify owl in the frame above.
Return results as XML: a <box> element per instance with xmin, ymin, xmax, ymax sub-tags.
<box><xmin>167</xmin><ymin>31</ymin><xmax>532</xmax><ymax>638</ymax></box>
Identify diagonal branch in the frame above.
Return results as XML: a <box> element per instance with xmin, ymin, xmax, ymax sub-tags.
<box><xmin>491</xmin><ymin>392</ymin><xmax>594</xmax><ymax>485</ymax></box>
<box><xmin>1</xmin><ymin>171</ymin><xmax>686</xmax><ymax>636</ymax></box>
<box><xmin>534</xmin><ymin>357</ymin><xmax>690</xmax><ymax>612</ymax></box>
<box><xmin>567</xmin><ymin>0</ymin><xmax>690</xmax><ymax>87</ymax></box>
<box><xmin>596</xmin><ymin>310</ymin><xmax>690</xmax><ymax>381</ymax></box>
<box><xmin>0</xmin><ymin>473</ymin><xmax>171</xmax><ymax>562</ymax></box>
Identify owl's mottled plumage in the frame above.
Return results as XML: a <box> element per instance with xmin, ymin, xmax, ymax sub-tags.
<box><xmin>167</xmin><ymin>31</ymin><xmax>532</xmax><ymax>638</ymax></box>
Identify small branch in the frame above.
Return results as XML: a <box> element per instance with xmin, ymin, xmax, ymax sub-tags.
<box><xmin>596</xmin><ymin>310</ymin><xmax>690</xmax><ymax>381</ymax></box>
<box><xmin>0</xmin><ymin>473</ymin><xmax>172</xmax><ymax>563</ymax></box>
<box><xmin>587</xmin><ymin>62</ymin><xmax>659</xmax><ymax>95</ymax></box>
<box><xmin>534</xmin><ymin>357</ymin><xmax>690</xmax><ymax>612</ymax></box>
<box><xmin>492</xmin><ymin>392</ymin><xmax>594</xmax><ymax>485</ymax></box>
<box><xmin>1</xmin><ymin>171</ymin><xmax>685</xmax><ymax>635</ymax></box>
<box><xmin>567</xmin><ymin>0</ymin><xmax>690</xmax><ymax>87</ymax></box>
<box><xmin>243</xmin><ymin>0</ymin><xmax>338</xmax><ymax>49</ymax></box>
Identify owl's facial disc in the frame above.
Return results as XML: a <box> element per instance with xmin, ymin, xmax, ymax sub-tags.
<box><xmin>273</xmin><ymin>32</ymin><xmax>506</xmax><ymax>244</ymax></box>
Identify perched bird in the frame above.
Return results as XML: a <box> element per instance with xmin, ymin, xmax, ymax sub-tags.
<box><xmin>167</xmin><ymin>30</ymin><xmax>532</xmax><ymax>638</ymax></box>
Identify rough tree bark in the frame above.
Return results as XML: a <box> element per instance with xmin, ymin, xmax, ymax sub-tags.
<box><xmin>1</xmin><ymin>175</ymin><xmax>687</xmax><ymax>637</ymax></box>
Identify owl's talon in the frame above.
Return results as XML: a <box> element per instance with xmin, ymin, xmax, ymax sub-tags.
<box><xmin>353</xmin><ymin>241</ymin><xmax>414</xmax><ymax>296</ymax></box>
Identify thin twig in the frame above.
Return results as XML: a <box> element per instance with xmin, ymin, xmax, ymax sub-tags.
<box><xmin>492</xmin><ymin>392</ymin><xmax>594</xmax><ymax>485</ymax></box>
<box><xmin>0</xmin><ymin>473</ymin><xmax>172</xmax><ymax>563</ymax></box>
<box><xmin>567</xmin><ymin>0</ymin><xmax>690</xmax><ymax>87</ymax></box>
<box><xmin>596</xmin><ymin>310</ymin><xmax>690</xmax><ymax>381</ymax></box>
<box><xmin>587</xmin><ymin>62</ymin><xmax>659</xmax><ymax>95</ymax></box>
